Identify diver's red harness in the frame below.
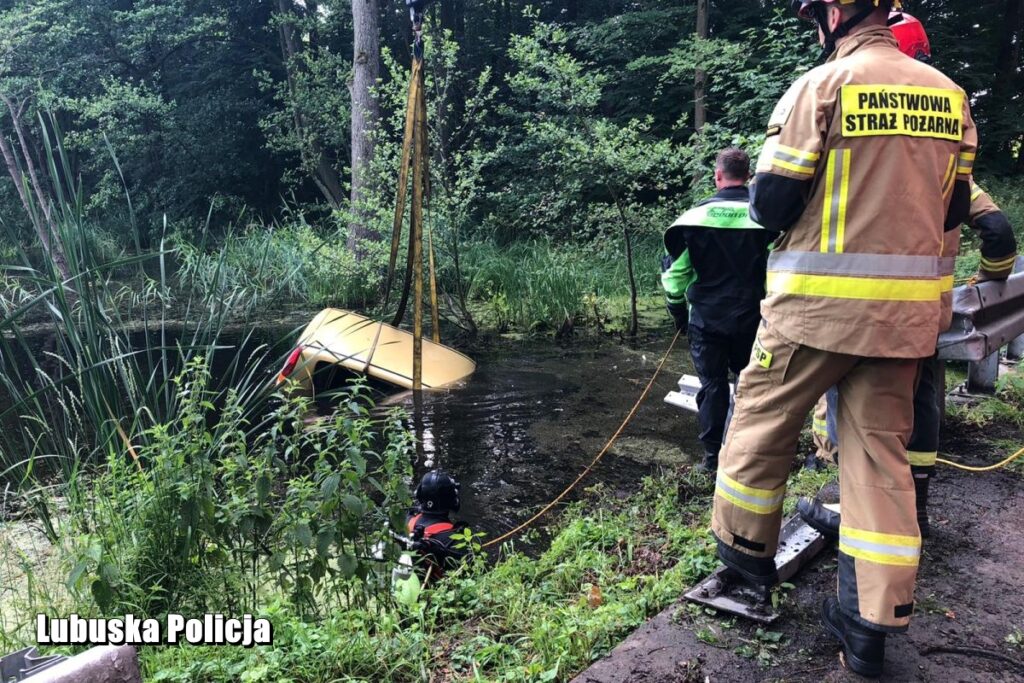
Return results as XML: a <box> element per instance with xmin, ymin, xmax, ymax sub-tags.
<box><xmin>407</xmin><ymin>513</ymin><xmax>454</xmax><ymax>538</ymax></box>
<box><xmin>407</xmin><ymin>513</ymin><xmax>456</xmax><ymax>582</ymax></box>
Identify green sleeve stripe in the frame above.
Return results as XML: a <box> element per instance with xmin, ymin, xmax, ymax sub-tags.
<box><xmin>661</xmin><ymin>249</ymin><xmax>696</xmax><ymax>301</ymax></box>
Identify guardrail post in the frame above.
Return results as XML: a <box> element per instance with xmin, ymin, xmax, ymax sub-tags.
<box><xmin>1010</xmin><ymin>258</ymin><xmax>1024</xmax><ymax>360</ymax></box>
<box><xmin>967</xmin><ymin>351</ymin><xmax>999</xmax><ymax>393</ymax></box>
<box><xmin>1008</xmin><ymin>334</ymin><xmax>1024</xmax><ymax>360</ymax></box>
<box><xmin>28</xmin><ymin>646</ymin><xmax>140</xmax><ymax>683</ymax></box>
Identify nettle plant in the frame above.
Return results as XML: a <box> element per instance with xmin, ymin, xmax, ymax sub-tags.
<box><xmin>66</xmin><ymin>358</ymin><xmax>414</xmax><ymax>619</ymax></box>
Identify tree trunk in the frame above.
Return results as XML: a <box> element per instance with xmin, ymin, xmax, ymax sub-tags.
<box><xmin>610</xmin><ymin>190</ymin><xmax>638</xmax><ymax>337</ymax></box>
<box><xmin>348</xmin><ymin>0</ymin><xmax>381</xmax><ymax>255</ymax></box>
<box><xmin>694</xmin><ymin>0</ymin><xmax>709</xmax><ymax>132</ymax></box>
<box><xmin>276</xmin><ymin>0</ymin><xmax>345</xmax><ymax>209</ymax></box>
<box><xmin>623</xmin><ymin>224</ymin><xmax>638</xmax><ymax>337</ymax></box>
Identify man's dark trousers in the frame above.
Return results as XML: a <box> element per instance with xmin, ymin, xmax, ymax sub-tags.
<box><xmin>688</xmin><ymin>306</ymin><xmax>761</xmax><ymax>457</ymax></box>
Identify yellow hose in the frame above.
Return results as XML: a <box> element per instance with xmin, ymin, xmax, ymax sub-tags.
<box><xmin>937</xmin><ymin>445</ymin><xmax>1024</xmax><ymax>472</ymax></box>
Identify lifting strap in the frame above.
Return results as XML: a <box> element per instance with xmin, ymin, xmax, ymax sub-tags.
<box><xmin>380</xmin><ymin>46</ymin><xmax>441</xmax><ymax>389</ymax></box>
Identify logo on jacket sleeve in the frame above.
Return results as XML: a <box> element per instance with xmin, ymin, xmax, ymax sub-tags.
<box><xmin>753</xmin><ymin>338</ymin><xmax>773</xmax><ymax>369</ymax></box>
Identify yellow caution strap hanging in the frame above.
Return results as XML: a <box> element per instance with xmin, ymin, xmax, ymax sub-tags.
<box><xmin>382</xmin><ymin>26</ymin><xmax>441</xmax><ymax>390</ymax></box>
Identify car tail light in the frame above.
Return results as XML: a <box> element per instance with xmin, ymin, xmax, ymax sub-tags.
<box><xmin>276</xmin><ymin>346</ymin><xmax>304</xmax><ymax>385</ymax></box>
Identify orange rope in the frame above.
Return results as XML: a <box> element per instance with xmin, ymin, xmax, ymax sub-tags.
<box><xmin>482</xmin><ymin>330</ymin><xmax>681</xmax><ymax>549</ymax></box>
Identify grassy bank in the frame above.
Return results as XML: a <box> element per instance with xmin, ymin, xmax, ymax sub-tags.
<box><xmin>3</xmin><ymin>457</ymin><xmax>839</xmax><ymax>682</ymax></box>
<box><xmin>140</xmin><ymin>472</ymin><xmax>716</xmax><ymax>682</ymax></box>
<box><xmin>170</xmin><ymin>228</ymin><xmax>666</xmax><ymax>337</ymax></box>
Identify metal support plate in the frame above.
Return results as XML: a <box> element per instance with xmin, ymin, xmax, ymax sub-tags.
<box><xmin>0</xmin><ymin>647</ymin><xmax>64</xmax><ymax>681</ymax></box>
<box><xmin>684</xmin><ymin>515</ymin><xmax>828</xmax><ymax>624</ymax></box>
<box><xmin>664</xmin><ymin>375</ymin><xmax>733</xmax><ymax>416</ymax></box>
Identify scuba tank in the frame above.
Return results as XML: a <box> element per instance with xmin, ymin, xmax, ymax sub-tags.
<box><xmin>386</xmin><ymin>523</ymin><xmax>422</xmax><ymax>591</ymax></box>
<box><xmin>392</xmin><ymin>552</ymin><xmax>415</xmax><ymax>587</ymax></box>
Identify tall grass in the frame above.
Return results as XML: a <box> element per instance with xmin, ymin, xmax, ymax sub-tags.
<box><xmin>0</xmin><ymin>183</ymin><xmax>260</xmax><ymax>485</ymax></box>
<box><xmin>174</xmin><ymin>219</ymin><xmax>387</xmax><ymax>316</ymax></box>
<box><xmin>0</xmin><ymin>124</ymin><xmax>415</xmax><ymax>649</ymax></box>
<box><xmin>461</xmin><ymin>238</ymin><xmax>663</xmax><ymax>332</ymax></box>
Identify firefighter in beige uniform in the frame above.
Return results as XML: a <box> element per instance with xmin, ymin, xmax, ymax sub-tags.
<box><xmin>709</xmin><ymin>0</ymin><xmax>976</xmax><ymax>677</ymax></box>
<box><xmin>798</xmin><ymin>12</ymin><xmax>1018</xmax><ymax>540</ymax></box>
<box><xmin>801</xmin><ymin>179</ymin><xmax>1018</xmax><ymax>539</ymax></box>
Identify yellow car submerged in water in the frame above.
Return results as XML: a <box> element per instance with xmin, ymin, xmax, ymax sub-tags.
<box><xmin>276</xmin><ymin>308</ymin><xmax>476</xmax><ymax>396</ymax></box>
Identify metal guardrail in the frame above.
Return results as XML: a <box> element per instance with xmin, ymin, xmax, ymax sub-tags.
<box><xmin>665</xmin><ymin>258</ymin><xmax>1024</xmax><ymax>411</ymax></box>
<box><xmin>937</xmin><ymin>256</ymin><xmax>1024</xmax><ymax>392</ymax></box>
<box><xmin>0</xmin><ymin>646</ymin><xmax>140</xmax><ymax>683</ymax></box>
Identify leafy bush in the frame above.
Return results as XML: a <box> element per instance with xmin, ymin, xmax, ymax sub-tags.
<box><xmin>63</xmin><ymin>363</ymin><xmax>414</xmax><ymax>618</ymax></box>
<box><xmin>136</xmin><ymin>474</ymin><xmax>717</xmax><ymax>682</ymax></box>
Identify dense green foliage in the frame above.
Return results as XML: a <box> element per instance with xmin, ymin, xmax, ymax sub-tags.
<box><xmin>4</xmin><ymin>470</ymin><xmax>719</xmax><ymax>682</ymax></box>
<box><xmin>0</xmin><ymin>2</ymin><xmax>1023</xmax><ymax>681</ymax></box>
<box><xmin>0</xmin><ymin>0</ymin><xmax>1020</xmax><ymax>333</ymax></box>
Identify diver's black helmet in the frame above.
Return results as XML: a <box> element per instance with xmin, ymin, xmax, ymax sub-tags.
<box><xmin>414</xmin><ymin>469</ymin><xmax>461</xmax><ymax>514</ymax></box>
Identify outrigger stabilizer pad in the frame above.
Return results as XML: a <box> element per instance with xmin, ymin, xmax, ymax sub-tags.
<box><xmin>684</xmin><ymin>515</ymin><xmax>828</xmax><ymax>624</ymax></box>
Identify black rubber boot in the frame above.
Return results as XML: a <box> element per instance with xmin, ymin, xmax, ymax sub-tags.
<box><xmin>797</xmin><ymin>497</ymin><xmax>840</xmax><ymax>539</ymax></box>
<box><xmin>716</xmin><ymin>538</ymin><xmax>778</xmax><ymax>587</ymax></box>
<box><xmin>803</xmin><ymin>452</ymin><xmax>827</xmax><ymax>470</ymax></box>
<box><xmin>699</xmin><ymin>451</ymin><xmax>719</xmax><ymax>473</ymax></box>
<box><xmin>821</xmin><ymin>596</ymin><xmax>886</xmax><ymax>678</ymax></box>
<box><xmin>912</xmin><ymin>466</ymin><xmax>931</xmax><ymax>538</ymax></box>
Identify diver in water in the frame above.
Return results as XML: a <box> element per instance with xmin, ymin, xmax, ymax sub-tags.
<box><xmin>404</xmin><ymin>469</ymin><xmax>471</xmax><ymax>583</ymax></box>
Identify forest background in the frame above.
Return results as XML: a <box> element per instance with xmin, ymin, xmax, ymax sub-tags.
<box><xmin>1</xmin><ymin>1</ymin><xmax>1023</xmax><ymax>681</ymax></box>
<box><xmin>2</xmin><ymin>0</ymin><xmax>1021</xmax><ymax>334</ymax></box>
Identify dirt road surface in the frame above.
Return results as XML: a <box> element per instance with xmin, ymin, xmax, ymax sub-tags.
<box><xmin>575</xmin><ymin>428</ymin><xmax>1024</xmax><ymax>682</ymax></box>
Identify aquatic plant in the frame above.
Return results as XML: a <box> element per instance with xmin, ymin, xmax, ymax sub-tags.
<box><xmin>0</xmin><ymin>123</ymin><xmax>413</xmax><ymax>643</ymax></box>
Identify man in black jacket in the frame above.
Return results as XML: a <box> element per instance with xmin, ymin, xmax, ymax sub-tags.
<box><xmin>661</xmin><ymin>148</ymin><xmax>776</xmax><ymax>472</ymax></box>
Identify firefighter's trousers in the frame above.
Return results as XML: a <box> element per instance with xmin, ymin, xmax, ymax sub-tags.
<box><xmin>688</xmin><ymin>316</ymin><xmax>758</xmax><ymax>456</ymax></box>
<box><xmin>712</xmin><ymin>322</ymin><xmax>921</xmax><ymax>632</ymax></box>
<box><xmin>825</xmin><ymin>353</ymin><xmax>938</xmax><ymax>485</ymax></box>
<box><xmin>908</xmin><ymin>354</ymin><xmax>941</xmax><ymax>474</ymax></box>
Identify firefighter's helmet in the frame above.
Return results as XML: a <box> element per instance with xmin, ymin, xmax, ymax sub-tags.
<box><xmin>791</xmin><ymin>0</ymin><xmax>901</xmax><ymax>20</ymax></box>
<box><xmin>790</xmin><ymin>0</ymin><xmax>902</xmax><ymax>58</ymax></box>
<box><xmin>888</xmin><ymin>11</ymin><xmax>930</xmax><ymax>61</ymax></box>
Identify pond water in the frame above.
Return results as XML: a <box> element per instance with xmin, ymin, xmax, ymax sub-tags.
<box><xmin>391</xmin><ymin>338</ymin><xmax>701</xmax><ymax>545</ymax></box>
<box><xmin>4</xmin><ymin>321</ymin><xmax>702</xmax><ymax>550</ymax></box>
<box><xmin>258</xmin><ymin>326</ymin><xmax>703</xmax><ymax>545</ymax></box>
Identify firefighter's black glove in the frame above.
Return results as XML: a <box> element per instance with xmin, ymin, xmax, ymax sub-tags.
<box><xmin>666</xmin><ymin>301</ymin><xmax>688</xmax><ymax>334</ymax></box>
